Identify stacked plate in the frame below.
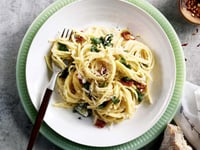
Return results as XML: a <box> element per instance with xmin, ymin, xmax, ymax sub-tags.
<box><xmin>16</xmin><ymin>0</ymin><xmax>185</xmax><ymax>149</ymax></box>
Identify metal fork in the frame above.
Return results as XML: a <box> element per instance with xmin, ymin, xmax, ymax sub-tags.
<box><xmin>60</xmin><ymin>28</ymin><xmax>73</xmax><ymax>40</ymax></box>
<box><xmin>27</xmin><ymin>28</ymin><xmax>72</xmax><ymax>150</ymax></box>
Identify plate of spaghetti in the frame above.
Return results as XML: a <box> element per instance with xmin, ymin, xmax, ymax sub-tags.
<box><xmin>45</xmin><ymin>26</ymin><xmax>155</xmax><ymax>127</ymax></box>
<box><xmin>16</xmin><ymin>0</ymin><xmax>185</xmax><ymax>149</ymax></box>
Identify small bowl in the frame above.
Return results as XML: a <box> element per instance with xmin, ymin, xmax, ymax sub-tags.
<box><xmin>179</xmin><ymin>0</ymin><xmax>200</xmax><ymax>24</ymax></box>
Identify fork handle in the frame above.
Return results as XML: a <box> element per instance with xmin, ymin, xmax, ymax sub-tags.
<box><xmin>27</xmin><ymin>88</ymin><xmax>52</xmax><ymax>150</ymax></box>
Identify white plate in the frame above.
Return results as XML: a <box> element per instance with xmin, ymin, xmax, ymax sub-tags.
<box><xmin>25</xmin><ymin>0</ymin><xmax>176</xmax><ymax>147</ymax></box>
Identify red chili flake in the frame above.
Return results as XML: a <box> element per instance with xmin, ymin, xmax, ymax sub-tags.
<box><xmin>120</xmin><ymin>79</ymin><xmax>146</xmax><ymax>92</ymax></box>
<box><xmin>182</xmin><ymin>43</ymin><xmax>188</xmax><ymax>46</ymax></box>
<box><xmin>192</xmin><ymin>28</ymin><xmax>199</xmax><ymax>35</ymax></box>
<box><xmin>120</xmin><ymin>80</ymin><xmax>134</xmax><ymax>86</ymax></box>
<box><xmin>192</xmin><ymin>32</ymin><xmax>196</xmax><ymax>35</ymax></box>
<box><xmin>75</xmin><ymin>35</ymin><xmax>85</xmax><ymax>44</ymax></box>
<box><xmin>95</xmin><ymin>119</ymin><xmax>106</xmax><ymax>128</ymax></box>
<box><xmin>133</xmin><ymin>81</ymin><xmax>146</xmax><ymax>92</ymax></box>
<box><xmin>121</xmin><ymin>31</ymin><xmax>135</xmax><ymax>40</ymax></box>
<box><xmin>186</xmin><ymin>0</ymin><xmax>200</xmax><ymax>18</ymax></box>
<box><xmin>197</xmin><ymin>43</ymin><xmax>200</xmax><ymax>47</ymax></box>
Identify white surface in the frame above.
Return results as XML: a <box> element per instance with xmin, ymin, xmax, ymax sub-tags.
<box><xmin>174</xmin><ymin>81</ymin><xmax>200</xmax><ymax>150</ymax></box>
<box><xmin>194</xmin><ymin>88</ymin><xmax>200</xmax><ymax>121</ymax></box>
<box><xmin>25</xmin><ymin>0</ymin><xmax>176</xmax><ymax>147</ymax></box>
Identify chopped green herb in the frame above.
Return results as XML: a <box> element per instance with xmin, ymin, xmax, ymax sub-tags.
<box><xmin>83</xmin><ymin>81</ymin><xmax>90</xmax><ymax>91</ymax></box>
<box><xmin>90</xmin><ymin>45</ymin><xmax>100</xmax><ymax>52</ymax></box>
<box><xmin>126</xmin><ymin>64</ymin><xmax>131</xmax><ymax>69</ymax></box>
<box><xmin>59</xmin><ymin>67</ymin><xmax>69</xmax><ymax>78</ymax></box>
<box><xmin>120</xmin><ymin>57</ymin><xmax>126</xmax><ymax>64</ymax></box>
<box><xmin>124</xmin><ymin>50</ymin><xmax>129</xmax><ymax>52</ymax></box>
<box><xmin>58</xmin><ymin>42</ymin><xmax>68</xmax><ymax>51</ymax></box>
<box><xmin>99</xmin><ymin>82</ymin><xmax>107</xmax><ymax>87</ymax></box>
<box><xmin>111</xmin><ymin>96</ymin><xmax>120</xmax><ymax>104</ymax></box>
<box><xmin>136</xmin><ymin>90</ymin><xmax>144</xmax><ymax>103</ymax></box>
<box><xmin>142</xmin><ymin>63</ymin><xmax>148</xmax><ymax>67</ymax></box>
<box><xmin>73</xmin><ymin>103</ymin><xmax>90</xmax><ymax>117</ymax></box>
<box><xmin>90</xmin><ymin>34</ymin><xmax>113</xmax><ymax>48</ymax></box>
<box><xmin>97</xmin><ymin>101</ymin><xmax>108</xmax><ymax>109</ymax></box>
<box><xmin>91</xmin><ymin>37</ymin><xmax>103</xmax><ymax>45</ymax></box>
<box><xmin>120</xmin><ymin>57</ymin><xmax>131</xmax><ymax>69</ymax></box>
<box><xmin>121</xmin><ymin>77</ymin><xmax>132</xmax><ymax>82</ymax></box>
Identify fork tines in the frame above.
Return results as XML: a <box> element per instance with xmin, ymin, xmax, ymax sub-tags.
<box><xmin>60</xmin><ymin>28</ymin><xmax>73</xmax><ymax>40</ymax></box>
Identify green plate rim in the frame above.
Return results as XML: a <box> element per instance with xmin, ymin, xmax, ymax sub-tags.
<box><xmin>16</xmin><ymin>0</ymin><xmax>185</xmax><ymax>149</ymax></box>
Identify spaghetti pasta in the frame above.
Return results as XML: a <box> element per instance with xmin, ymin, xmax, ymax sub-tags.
<box><xmin>46</xmin><ymin>26</ymin><xmax>154</xmax><ymax>128</ymax></box>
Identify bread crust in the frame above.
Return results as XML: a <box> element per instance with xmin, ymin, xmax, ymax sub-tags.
<box><xmin>159</xmin><ymin>124</ymin><xmax>193</xmax><ymax>150</ymax></box>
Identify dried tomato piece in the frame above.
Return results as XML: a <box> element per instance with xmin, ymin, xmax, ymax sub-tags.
<box><xmin>120</xmin><ymin>77</ymin><xmax>134</xmax><ymax>86</ymax></box>
<box><xmin>75</xmin><ymin>35</ymin><xmax>85</xmax><ymax>44</ymax></box>
<box><xmin>121</xmin><ymin>31</ymin><xmax>135</xmax><ymax>40</ymax></box>
<box><xmin>133</xmin><ymin>81</ymin><xmax>146</xmax><ymax>92</ymax></box>
<box><xmin>95</xmin><ymin>119</ymin><xmax>106</xmax><ymax>128</ymax></box>
<box><xmin>120</xmin><ymin>80</ymin><xmax>134</xmax><ymax>86</ymax></box>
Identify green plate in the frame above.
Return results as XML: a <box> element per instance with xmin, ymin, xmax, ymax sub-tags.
<box><xmin>16</xmin><ymin>0</ymin><xmax>185</xmax><ymax>149</ymax></box>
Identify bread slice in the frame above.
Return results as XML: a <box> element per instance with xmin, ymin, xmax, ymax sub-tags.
<box><xmin>159</xmin><ymin>124</ymin><xmax>193</xmax><ymax>150</ymax></box>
